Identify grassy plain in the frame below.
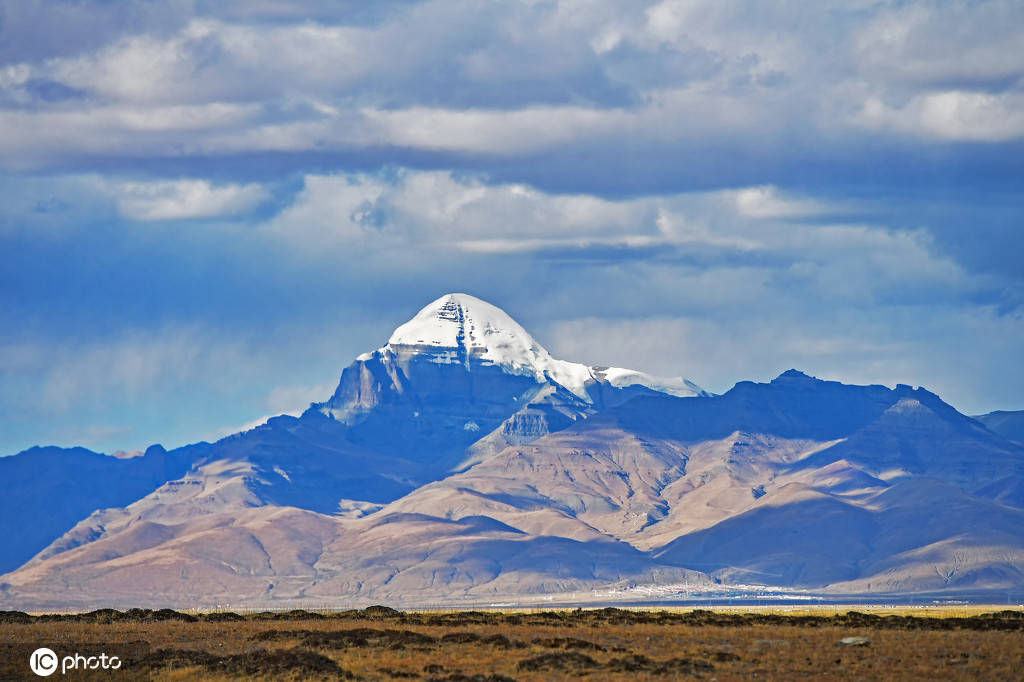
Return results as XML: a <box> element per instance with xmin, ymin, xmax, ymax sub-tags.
<box><xmin>1</xmin><ymin>606</ymin><xmax>1022</xmax><ymax>680</ymax></box>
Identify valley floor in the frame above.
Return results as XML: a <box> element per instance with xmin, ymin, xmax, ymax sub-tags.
<box><xmin>1</xmin><ymin>607</ymin><xmax>1023</xmax><ymax>680</ymax></box>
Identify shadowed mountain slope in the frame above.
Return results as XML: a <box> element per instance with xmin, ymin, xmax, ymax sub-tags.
<box><xmin>975</xmin><ymin>410</ymin><xmax>1024</xmax><ymax>444</ymax></box>
<box><xmin>0</xmin><ymin>444</ymin><xmax>197</xmax><ymax>574</ymax></box>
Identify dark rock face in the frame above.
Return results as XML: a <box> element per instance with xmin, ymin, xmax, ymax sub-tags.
<box><xmin>501</xmin><ymin>409</ymin><xmax>572</xmax><ymax>445</ymax></box>
<box><xmin>318</xmin><ymin>347</ymin><xmax>545</xmax><ymax>469</ymax></box>
<box><xmin>314</xmin><ymin>339</ymin><xmax>705</xmax><ymax>475</ymax></box>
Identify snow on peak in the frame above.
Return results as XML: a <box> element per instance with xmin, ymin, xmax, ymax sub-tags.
<box><xmin>596</xmin><ymin>367</ymin><xmax>705</xmax><ymax>398</ymax></box>
<box><xmin>388</xmin><ymin>293</ymin><xmax>543</xmax><ymax>357</ymax></box>
<box><xmin>378</xmin><ymin>293</ymin><xmax>704</xmax><ymax>401</ymax></box>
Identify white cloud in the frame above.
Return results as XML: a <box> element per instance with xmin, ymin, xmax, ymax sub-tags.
<box><xmin>456</xmin><ymin>235</ymin><xmax>663</xmax><ymax>254</ymax></box>
<box><xmin>0</xmin><ymin>103</ymin><xmax>260</xmax><ymax>169</ymax></box>
<box><xmin>731</xmin><ymin>186</ymin><xmax>827</xmax><ymax>220</ymax></box>
<box><xmin>653</xmin><ymin>208</ymin><xmax>759</xmax><ymax>250</ymax></box>
<box><xmin>644</xmin><ymin>0</ymin><xmax>694</xmax><ymax>44</ymax></box>
<box><xmin>268</xmin><ymin>170</ymin><xmax>660</xmax><ymax>246</ymax></box>
<box><xmin>858</xmin><ymin>91</ymin><xmax>1024</xmax><ymax>142</ymax></box>
<box><xmin>0</xmin><ymin>64</ymin><xmax>31</xmax><ymax>89</ymax></box>
<box><xmin>106</xmin><ymin>179</ymin><xmax>269</xmax><ymax>221</ymax></box>
<box><xmin>261</xmin><ymin>170</ymin><xmax>980</xmax><ymax>328</ymax></box>
<box><xmin>0</xmin><ymin>0</ymin><xmax>1019</xmax><ymax>171</ymax></box>
<box><xmin>267</xmin><ymin>172</ymin><xmax>963</xmax><ymax>282</ymax></box>
<box><xmin>266</xmin><ymin>174</ymin><xmax>388</xmax><ymax>243</ymax></box>
<box><xmin>355</xmin><ymin>82</ymin><xmax>782</xmax><ymax>157</ymax></box>
<box><xmin>854</xmin><ymin>2</ymin><xmax>1024</xmax><ymax>87</ymax></box>
<box><xmin>0</xmin><ymin>3</ymin><xmax>824</xmax><ymax>165</ymax></box>
<box><xmin>44</xmin><ymin>19</ymin><xmax>365</xmax><ymax>105</ymax></box>
<box><xmin>360</xmin><ymin>104</ymin><xmax>632</xmax><ymax>154</ymax></box>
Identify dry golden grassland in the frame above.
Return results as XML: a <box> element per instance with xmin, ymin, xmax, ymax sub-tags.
<box><xmin>2</xmin><ymin>606</ymin><xmax>1023</xmax><ymax>680</ymax></box>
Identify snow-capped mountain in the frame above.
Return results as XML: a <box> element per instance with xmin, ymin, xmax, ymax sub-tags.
<box><xmin>314</xmin><ymin>293</ymin><xmax>706</xmax><ymax>471</ymax></box>
<box><xmin>2</xmin><ymin>294</ymin><xmax>1023</xmax><ymax>610</ymax></box>
<box><xmin>364</xmin><ymin>293</ymin><xmax>703</xmax><ymax>402</ymax></box>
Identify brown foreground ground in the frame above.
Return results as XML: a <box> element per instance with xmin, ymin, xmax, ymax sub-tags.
<box><xmin>2</xmin><ymin>606</ymin><xmax>1023</xmax><ymax>680</ymax></box>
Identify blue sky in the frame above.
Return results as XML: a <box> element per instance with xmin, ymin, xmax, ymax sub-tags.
<box><xmin>1</xmin><ymin>0</ymin><xmax>1022</xmax><ymax>455</ymax></box>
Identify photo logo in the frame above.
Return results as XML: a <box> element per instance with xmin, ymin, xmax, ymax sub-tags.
<box><xmin>29</xmin><ymin>648</ymin><xmax>58</xmax><ymax>677</ymax></box>
<box><xmin>27</xmin><ymin>648</ymin><xmax>123</xmax><ymax>676</ymax></box>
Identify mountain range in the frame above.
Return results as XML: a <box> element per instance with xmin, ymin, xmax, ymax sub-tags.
<box><xmin>1</xmin><ymin>293</ymin><xmax>1023</xmax><ymax>610</ymax></box>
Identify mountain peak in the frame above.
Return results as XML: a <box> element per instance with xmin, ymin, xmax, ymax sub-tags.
<box><xmin>349</xmin><ymin>293</ymin><xmax>706</xmax><ymax>402</ymax></box>
<box><xmin>387</xmin><ymin>293</ymin><xmax>545</xmax><ymax>358</ymax></box>
<box><xmin>383</xmin><ymin>292</ymin><xmax>599</xmax><ymax>396</ymax></box>
<box><xmin>772</xmin><ymin>369</ymin><xmax>818</xmax><ymax>383</ymax></box>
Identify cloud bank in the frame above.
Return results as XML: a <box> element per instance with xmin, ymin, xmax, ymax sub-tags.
<box><xmin>0</xmin><ymin>0</ymin><xmax>1021</xmax><ymax>454</ymax></box>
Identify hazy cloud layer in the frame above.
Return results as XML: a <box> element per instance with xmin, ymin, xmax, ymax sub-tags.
<box><xmin>0</xmin><ymin>0</ymin><xmax>1021</xmax><ymax>454</ymax></box>
<box><xmin>1</xmin><ymin>1</ymin><xmax>1022</xmax><ymax>172</ymax></box>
